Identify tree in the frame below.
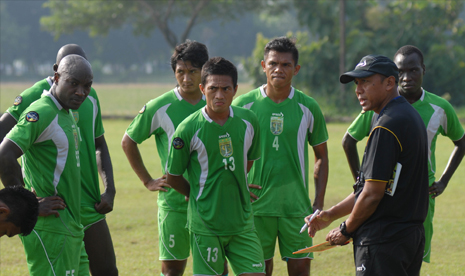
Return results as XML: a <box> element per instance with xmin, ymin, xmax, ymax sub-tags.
<box><xmin>40</xmin><ymin>0</ymin><xmax>274</xmax><ymax>49</ymax></box>
<box><xmin>245</xmin><ymin>0</ymin><xmax>465</xmax><ymax>109</ymax></box>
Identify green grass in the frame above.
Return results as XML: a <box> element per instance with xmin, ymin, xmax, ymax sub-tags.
<box><xmin>0</xmin><ymin>83</ymin><xmax>464</xmax><ymax>275</ymax></box>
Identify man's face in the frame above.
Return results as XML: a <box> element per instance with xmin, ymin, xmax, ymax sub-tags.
<box><xmin>175</xmin><ymin>60</ymin><xmax>202</xmax><ymax>95</ymax></box>
<box><xmin>54</xmin><ymin>68</ymin><xmax>93</xmax><ymax>111</ymax></box>
<box><xmin>200</xmin><ymin>75</ymin><xmax>237</xmax><ymax>116</ymax></box>
<box><xmin>0</xmin><ymin>218</ymin><xmax>21</xmax><ymax>238</ymax></box>
<box><xmin>394</xmin><ymin>53</ymin><xmax>424</xmax><ymax>96</ymax></box>
<box><xmin>261</xmin><ymin>50</ymin><xmax>300</xmax><ymax>89</ymax></box>
<box><xmin>354</xmin><ymin>74</ymin><xmax>389</xmax><ymax>114</ymax></box>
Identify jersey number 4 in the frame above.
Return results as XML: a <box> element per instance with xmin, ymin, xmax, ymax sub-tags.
<box><xmin>273</xmin><ymin>136</ymin><xmax>279</xmax><ymax>151</ymax></box>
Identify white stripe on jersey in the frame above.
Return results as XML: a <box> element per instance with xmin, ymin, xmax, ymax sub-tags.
<box><xmin>190</xmin><ymin>129</ymin><xmax>209</xmax><ymax>201</ymax></box>
<box><xmin>87</xmin><ymin>95</ymin><xmax>99</xmax><ymax>141</ymax></box>
<box><xmin>241</xmin><ymin>118</ymin><xmax>255</xmax><ymax>181</ymax></box>
<box><xmin>150</xmin><ymin>103</ymin><xmax>176</xmax><ymax>172</ymax></box>
<box><xmin>426</xmin><ymin>104</ymin><xmax>447</xmax><ymax>173</ymax></box>
<box><xmin>297</xmin><ymin>103</ymin><xmax>315</xmax><ymax>189</ymax></box>
<box><xmin>35</xmin><ymin>115</ymin><xmax>70</xmax><ymax>191</ymax></box>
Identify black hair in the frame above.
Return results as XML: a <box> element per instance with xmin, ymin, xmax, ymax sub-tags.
<box><xmin>0</xmin><ymin>186</ymin><xmax>39</xmax><ymax>236</ymax></box>
<box><xmin>264</xmin><ymin>36</ymin><xmax>299</xmax><ymax>66</ymax></box>
<box><xmin>201</xmin><ymin>57</ymin><xmax>238</xmax><ymax>88</ymax></box>
<box><xmin>170</xmin><ymin>40</ymin><xmax>209</xmax><ymax>72</ymax></box>
<box><xmin>394</xmin><ymin>45</ymin><xmax>424</xmax><ymax>67</ymax></box>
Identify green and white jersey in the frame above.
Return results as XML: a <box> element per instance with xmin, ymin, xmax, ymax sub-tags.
<box><xmin>347</xmin><ymin>89</ymin><xmax>465</xmax><ymax>185</ymax></box>
<box><xmin>167</xmin><ymin>106</ymin><xmax>261</xmax><ymax>236</ymax></box>
<box><xmin>6</xmin><ymin>77</ymin><xmax>105</xmax><ymax>226</ymax></box>
<box><xmin>232</xmin><ymin>85</ymin><xmax>328</xmax><ymax>217</ymax></box>
<box><xmin>125</xmin><ymin>88</ymin><xmax>206</xmax><ymax>212</ymax></box>
<box><xmin>6</xmin><ymin>92</ymin><xmax>83</xmax><ymax>237</ymax></box>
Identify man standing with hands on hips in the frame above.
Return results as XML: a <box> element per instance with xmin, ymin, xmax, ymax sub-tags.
<box><xmin>306</xmin><ymin>55</ymin><xmax>429</xmax><ymax>276</ymax></box>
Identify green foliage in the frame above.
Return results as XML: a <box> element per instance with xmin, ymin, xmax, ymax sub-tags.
<box><xmin>245</xmin><ymin>0</ymin><xmax>465</xmax><ymax>108</ymax></box>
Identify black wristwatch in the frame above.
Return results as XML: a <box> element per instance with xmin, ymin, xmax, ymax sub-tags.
<box><xmin>339</xmin><ymin>221</ymin><xmax>353</xmax><ymax>238</ymax></box>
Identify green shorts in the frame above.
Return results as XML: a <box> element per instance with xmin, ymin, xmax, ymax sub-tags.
<box><xmin>20</xmin><ymin>229</ymin><xmax>84</xmax><ymax>276</ymax></box>
<box><xmin>254</xmin><ymin>216</ymin><xmax>313</xmax><ymax>260</ymax></box>
<box><xmin>423</xmin><ymin>195</ymin><xmax>435</xmax><ymax>263</ymax></box>
<box><xmin>81</xmin><ymin>205</ymin><xmax>106</xmax><ymax>230</ymax></box>
<box><xmin>191</xmin><ymin>230</ymin><xmax>265</xmax><ymax>276</ymax></box>
<box><xmin>158</xmin><ymin>208</ymin><xmax>190</xmax><ymax>260</ymax></box>
<box><xmin>79</xmin><ymin>241</ymin><xmax>90</xmax><ymax>276</ymax></box>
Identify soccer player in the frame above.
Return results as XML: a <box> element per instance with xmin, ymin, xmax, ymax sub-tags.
<box><xmin>0</xmin><ymin>54</ymin><xmax>93</xmax><ymax>275</ymax></box>
<box><xmin>0</xmin><ymin>44</ymin><xmax>118</xmax><ymax>275</ymax></box>
<box><xmin>122</xmin><ymin>40</ymin><xmax>225</xmax><ymax>276</ymax></box>
<box><xmin>341</xmin><ymin>45</ymin><xmax>465</xmax><ymax>263</ymax></box>
<box><xmin>0</xmin><ymin>186</ymin><xmax>39</xmax><ymax>238</ymax></box>
<box><xmin>166</xmin><ymin>57</ymin><xmax>265</xmax><ymax>276</ymax></box>
<box><xmin>232</xmin><ymin>37</ymin><xmax>329</xmax><ymax>276</ymax></box>
<box><xmin>307</xmin><ymin>54</ymin><xmax>429</xmax><ymax>275</ymax></box>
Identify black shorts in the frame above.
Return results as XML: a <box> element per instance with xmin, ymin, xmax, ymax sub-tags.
<box><xmin>353</xmin><ymin>226</ymin><xmax>425</xmax><ymax>276</ymax></box>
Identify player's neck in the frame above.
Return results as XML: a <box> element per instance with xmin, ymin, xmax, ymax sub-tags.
<box><xmin>205</xmin><ymin>107</ymin><xmax>229</xmax><ymax>126</ymax></box>
<box><xmin>399</xmin><ymin>89</ymin><xmax>422</xmax><ymax>104</ymax></box>
<box><xmin>179</xmin><ymin>89</ymin><xmax>203</xmax><ymax>105</ymax></box>
<box><xmin>264</xmin><ymin>83</ymin><xmax>291</xmax><ymax>104</ymax></box>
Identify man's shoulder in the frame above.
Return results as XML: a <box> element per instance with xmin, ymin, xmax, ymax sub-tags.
<box><xmin>232</xmin><ymin>105</ymin><xmax>258</xmax><ymax>120</ymax></box>
<box><xmin>145</xmin><ymin>89</ymin><xmax>178</xmax><ymax>109</ymax></box>
<box><xmin>292</xmin><ymin>87</ymin><xmax>320</xmax><ymax>106</ymax></box>
<box><xmin>423</xmin><ymin>90</ymin><xmax>456</xmax><ymax>110</ymax></box>
<box><xmin>233</xmin><ymin>87</ymin><xmax>262</xmax><ymax>106</ymax></box>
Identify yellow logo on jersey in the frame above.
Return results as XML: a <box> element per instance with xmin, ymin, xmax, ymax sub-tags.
<box><xmin>72</xmin><ymin>111</ymin><xmax>79</xmax><ymax>124</ymax></box>
<box><xmin>270</xmin><ymin>115</ymin><xmax>283</xmax><ymax>135</ymax></box>
<box><xmin>219</xmin><ymin>137</ymin><xmax>233</xmax><ymax>157</ymax></box>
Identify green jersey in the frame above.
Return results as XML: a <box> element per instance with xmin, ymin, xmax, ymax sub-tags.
<box><xmin>7</xmin><ymin>77</ymin><xmax>105</xmax><ymax>226</ymax></box>
<box><xmin>347</xmin><ymin>89</ymin><xmax>465</xmax><ymax>185</ymax></box>
<box><xmin>125</xmin><ymin>88</ymin><xmax>206</xmax><ymax>212</ymax></box>
<box><xmin>6</xmin><ymin>92</ymin><xmax>83</xmax><ymax>237</ymax></box>
<box><xmin>233</xmin><ymin>86</ymin><xmax>328</xmax><ymax>217</ymax></box>
<box><xmin>167</xmin><ymin>106</ymin><xmax>261</xmax><ymax>236</ymax></box>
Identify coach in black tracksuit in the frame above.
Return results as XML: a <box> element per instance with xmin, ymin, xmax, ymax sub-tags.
<box><xmin>305</xmin><ymin>55</ymin><xmax>429</xmax><ymax>276</ymax></box>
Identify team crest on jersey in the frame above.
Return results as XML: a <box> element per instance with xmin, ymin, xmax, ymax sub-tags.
<box><xmin>72</xmin><ymin>111</ymin><xmax>79</xmax><ymax>124</ymax></box>
<box><xmin>219</xmin><ymin>133</ymin><xmax>233</xmax><ymax>157</ymax></box>
<box><xmin>172</xmin><ymin>137</ymin><xmax>184</xmax><ymax>149</ymax></box>
<box><xmin>25</xmin><ymin>111</ymin><xmax>39</xmax><ymax>122</ymax></box>
<box><xmin>270</xmin><ymin>113</ymin><xmax>284</xmax><ymax>135</ymax></box>
<box><xmin>139</xmin><ymin>105</ymin><xmax>146</xmax><ymax>114</ymax></box>
<box><xmin>13</xmin><ymin>96</ymin><xmax>22</xmax><ymax>106</ymax></box>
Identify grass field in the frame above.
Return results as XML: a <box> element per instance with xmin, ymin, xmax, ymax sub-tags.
<box><xmin>0</xmin><ymin>83</ymin><xmax>464</xmax><ymax>275</ymax></box>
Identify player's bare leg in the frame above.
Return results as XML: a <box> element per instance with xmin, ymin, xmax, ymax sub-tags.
<box><xmin>161</xmin><ymin>260</ymin><xmax>187</xmax><ymax>276</ymax></box>
<box><xmin>84</xmin><ymin>219</ymin><xmax>118</xmax><ymax>276</ymax></box>
<box><xmin>287</xmin><ymin>258</ymin><xmax>310</xmax><ymax>276</ymax></box>
<box><xmin>265</xmin><ymin>259</ymin><xmax>274</xmax><ymax>276</ymax></box>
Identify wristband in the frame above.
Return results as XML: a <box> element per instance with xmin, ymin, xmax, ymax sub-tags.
<box><xmin>339</xmin><ymin>221</ymin><xmax>353</xmax><ymax>238</ymax></box>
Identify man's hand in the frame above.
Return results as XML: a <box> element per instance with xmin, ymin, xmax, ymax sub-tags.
<box><xmin>145</xmin><ymin>174</ymin><xmax>171</xmax><ymax>192</ymax></box>
<box><xmin>306</xmin><ymin>210</ymin><xmax>332</xmax><ymax>238</ymax></box>
<box><xmin>248</xmin><ymin>184</ymin><xmax>261</xmax><ymax>202</ymax></box>
<box><xmin>95</xmin><ymin>191</ymin><xmax>115</xmax><ymax>214</ymax></box>
<box><xmin>326</xmin><ymin>226</ymin><xmax>350</xmax><ymax>245</ymax></box>
<box><xmin>429</xmin><ymin>180</ymin><xmax>446</xmax><ymax>199</ymax></box>
<box><xmin>37</xmin><ymin>196</ymin><xmax>66</xmax><ymax>217</ymax></box>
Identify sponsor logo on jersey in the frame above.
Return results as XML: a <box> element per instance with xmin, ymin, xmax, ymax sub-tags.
<box><xmin>356</xmin><ymin>264</ymin><xmax>366</xmax><ymax>272</ymax></box>
<box><xmin>172</xmin><ymin>137</ymin><xmax>184</xmax><ymax>149</ymax></box>
<box><xmin>25</xmin><ymin>111</ymin><xmax>39</xmax><ymax>122</ymax></box>
<box><xmin>72</xmin><ymin>111</ymin><xmax>79</xmax><ymax>124</ymax></box>
<box><xmin>13</xmin><ymin>96</ymin><xmax>22</xmax><ymax>106</ymax></box>
<box><xmin>270</xmin><ymin>113</ymin><xmax>284</xmax><ymax>135</ymax></box>
<box><xmin>219</xmin><ymin>136</ymin><xmax>233</xmax><ymax>157</ymax></box>
<box><xmin>139</xmin><ymin>105</ymin><xmax>146</xmax><ymax>114</ymax></box>
<box><xmin>252</xmin><ymin>263</ymin><xmax>263</xmax><ymax>268</ymax></box>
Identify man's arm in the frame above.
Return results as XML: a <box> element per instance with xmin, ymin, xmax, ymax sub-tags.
<box><xmin>342</xmin><ymin>132</ymin><xmax>361</xmax><ymax>182</ymax></box>
<box><xmin>312</xmin><ymin>142</ymin><xmax>329</xmax><ymax>211</ymax></box>
<box><xmin>166</xmin><ymin>173</ymin><xmax>190</xmax><ymax>197</ymax></box>
<box><xmin>121</xmin><ymin>133</ymin><xmax>170</xmax><ymax>192</ymax></box>
<box><xmin>0</xmin><ymin>113</ymin><xmax>17</xmax><ymax>144</ymax></box>
<box><xmin>430</xmin><ymin>135</ymin><xmax>465</xmax><ymax>198</ymax></box>
<box><xmin>0</xmin><ymin>139</ymin><xmax>24</xmax><ymax>187</ymax></box>
<box><xmin>326</xmin><ymin>180</ymin><xmax>385</xmax><ymax>245</ymax></box>
<box><xmin>94</xmin><ymin>135</ymin><xmax>116</xmax><ymax>214</ymax></box>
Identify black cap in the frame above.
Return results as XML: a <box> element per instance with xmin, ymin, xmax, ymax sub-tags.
<box><xmin>340</xmin><ymin>55</ymin><xmax>399</xmax><ymax>84</ymax></box>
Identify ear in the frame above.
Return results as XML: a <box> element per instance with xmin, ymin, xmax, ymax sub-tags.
<box><xmin>422</xmin><ymin>64</ymin><xmax>426</xmax><ymax>76</ymax></box>
<box><xmin>199</xmin><ymin>83</ymin><xmax>205</xmax><ymax>95</ymax></box>
<box><xmin>385</xmin><ymin>76</ymin><xmax>397</xmax><ymax>90</ymax></box>
<box><xmin>233</xmin><ymin>85</ymin><xmax>238</xmax><ymax>97</ymax></box>
<box><xmin>53</xmin><ymin>63</ymin><xmax>58</xmax><ymax>72</ymax></box>
<box><xmin>294</xmin><ymin>64</ymin><xmax>301</xmax><ymax>76</ymax></box>
<box><xmin>261</xmin><ymin>60</ymin><xmax>266</xmax><ymax>72</ymax></box>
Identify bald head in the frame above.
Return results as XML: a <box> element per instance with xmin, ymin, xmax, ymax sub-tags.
<box><xmin>53</xmin><ymin>54</ymin><xmax>93</xmax><ymax>111</ymax></box>
<box><xmin>53</xmin><ymin>44</ymin><xmax>87</xmax><ymax>72</ymax></box>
